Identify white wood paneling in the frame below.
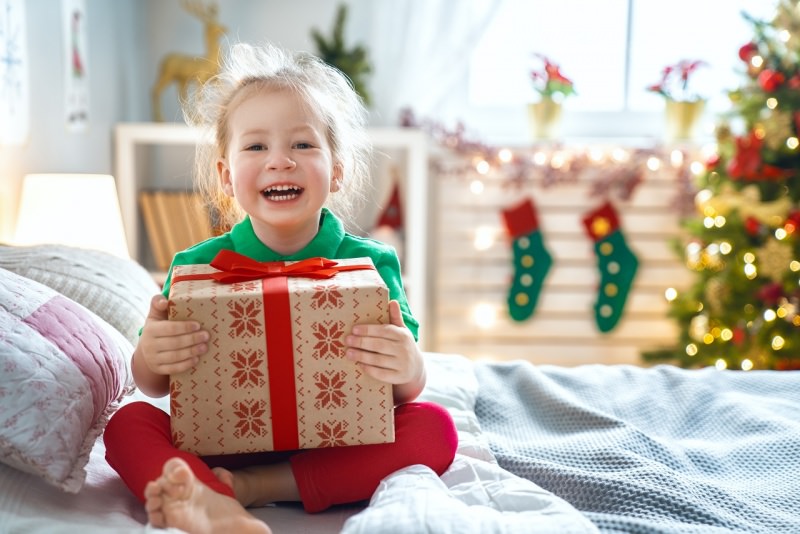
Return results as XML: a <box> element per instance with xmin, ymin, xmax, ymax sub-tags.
<box><xmin>427</xmin><ymin>145</ymin><xmax>697</xmax><ymax>366</ymax></box>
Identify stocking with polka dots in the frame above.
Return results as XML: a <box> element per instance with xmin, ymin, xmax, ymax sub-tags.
<box><xmin>581</xmin><ymin>200</ymin><xmax>639</xmax><ymax>333</ymax></box>
<box><xmin>501</xmin><ymin>197</ymin><xmax>553</xmax><ymax>322</ymax></box>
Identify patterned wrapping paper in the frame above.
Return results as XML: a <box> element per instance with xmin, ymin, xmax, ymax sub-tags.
<box><xmin>167</xmin><ymin>253</ymin><xmax>394</xmax><ymax>456</ymax></box>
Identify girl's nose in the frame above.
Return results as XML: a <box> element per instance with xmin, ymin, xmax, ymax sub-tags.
<box><xmin>267</xmin><ymin>152</ymin><xmax>296</xmax><ymax>171</ymax></box>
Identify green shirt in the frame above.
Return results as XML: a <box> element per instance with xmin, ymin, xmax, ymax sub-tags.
<box><xmin>162</xmin><ymin>208</ymin><xmax>419</xmax><ymax>340</ymax></box>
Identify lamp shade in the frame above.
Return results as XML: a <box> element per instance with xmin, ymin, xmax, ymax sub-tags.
<box><xmin>14</xmin><ymin>173</ymin><xmax>130</xmax><ymax>258</ymax></box>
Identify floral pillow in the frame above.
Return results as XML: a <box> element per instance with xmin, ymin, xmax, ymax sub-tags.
<box><xmin>0</xmin><ymin>267</ymin><xmax>134</xmax><ymax>493</ymax></box>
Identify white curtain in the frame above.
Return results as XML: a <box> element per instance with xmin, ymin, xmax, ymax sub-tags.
<box><xmin>355</xmin><ymin>0</ymin><xmax>504</xmax><ymax>127</ymax></box>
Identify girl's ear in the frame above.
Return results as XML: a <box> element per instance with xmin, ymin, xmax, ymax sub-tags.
<box><xmin>330</xmin><ymin>162</ymin><xmax>344</xmax><ymax>193</ymax></box>
<box><xmin>217</xmin><ymin>158</ymin><xmax>234</xmax><ymax>197</ymax></box>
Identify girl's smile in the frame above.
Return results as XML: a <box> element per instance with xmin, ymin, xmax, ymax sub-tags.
<box><xmin>260</xmin><ymin>183</ymin><xmax>304</xmax><ymax>202</ymax></box>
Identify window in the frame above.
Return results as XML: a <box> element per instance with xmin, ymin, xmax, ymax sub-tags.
<box><xmin>467</xmin><ymin>0</ymin><xmax>778</xmax><ymax>143</ymax></box>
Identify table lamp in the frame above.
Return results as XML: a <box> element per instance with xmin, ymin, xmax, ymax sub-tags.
<box><xmin>14</xmin><ymin>173</ymin><xmax>130</xmax><ymax>258</ymax></box>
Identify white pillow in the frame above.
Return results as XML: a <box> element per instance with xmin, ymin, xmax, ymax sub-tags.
<box><xmin>0</xmin><ymin>244</ymin><xmax>160</xmax><ymax>345</ymax></box>
<box><xmin>0</xmin><ymin>267</ymin><xmax>134</xmax><ymax>492</ymax></box>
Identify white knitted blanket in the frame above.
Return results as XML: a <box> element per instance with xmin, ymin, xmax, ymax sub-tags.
<box><xmin>474</xmin><ymin>361</ymin><xmax>800</xmax><ymax>533</ymax></box>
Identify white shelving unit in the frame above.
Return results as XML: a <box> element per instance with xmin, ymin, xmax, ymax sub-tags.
<box><xmin>113</xmin><ymin>123</ymin><xmax>432</xmax><ymax>348</ymax></box>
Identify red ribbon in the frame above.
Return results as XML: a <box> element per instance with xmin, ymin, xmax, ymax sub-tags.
<box><xmin>261</xmin><ymin>274</ymin><xmax>296</xmax><ymax>450</ymax></box>
<box><xmin>171</xmin><ymin>249</ymin><xmax>374</xmax><ymax>284</ymax></box>
<box><xmin>170</xmin><ymin>249</ymin><xmax>375</xmax><ymax>451</ymax></box>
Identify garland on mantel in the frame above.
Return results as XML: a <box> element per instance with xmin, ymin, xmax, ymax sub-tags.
<box><xmin>398</xmin><ymin>108</ymin><xmax>703</xmax><ymax>216</ymax></box>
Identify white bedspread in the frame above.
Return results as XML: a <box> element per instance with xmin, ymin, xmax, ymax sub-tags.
<box><xmin>341</xmin><ymin>353</ymin><xmax>596</xmax><ymax>534</ymax></box>
<box><xmin>0</xmin><ymin>353</ymin><xmax>595</xmax><ymax>533</ymax></box>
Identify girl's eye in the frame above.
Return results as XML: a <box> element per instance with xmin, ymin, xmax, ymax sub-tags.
<box><xmin>294</xmin><ymin>142</ymin><xmax>313</xmax><ymax>149</ymax></box>
<box><xmin>246</xmin><ymin>144</ymin><xmax>265</xmax><ymax>151</ymax></box>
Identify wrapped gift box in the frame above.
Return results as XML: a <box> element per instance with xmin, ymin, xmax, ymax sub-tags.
<box><xmin>167</xmin><ymin>251</ymin><xmax>394</xmax><ymax>455</ymax></box>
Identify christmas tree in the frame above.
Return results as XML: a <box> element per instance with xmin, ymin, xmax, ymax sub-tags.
<box><xmin>646</xmin><ymin>0</ymin><xmax>800</xmax><ymax>371</ymax></box>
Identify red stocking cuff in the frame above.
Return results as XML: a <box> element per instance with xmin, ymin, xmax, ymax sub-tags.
<box><xmin>502</xmin><ymin>197</ymin><xmax>540</xmax><ymax>238</ymax></box>
<box><xmin>582</xmin><ymin>201</ymin><xmax>620</xmax><ymax>241</ymax></box>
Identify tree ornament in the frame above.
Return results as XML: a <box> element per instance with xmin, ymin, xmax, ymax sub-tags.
<box><xmin>757</xmin><ymin>238</ymin><xmax>793</xmax><ymax>282</ymax></box>
<box><xmin>761</xmin><ymin>109</ymin><xmax>793</xmax><ymax>150</ymax></box>
<box><xmin>738</xmin><ymin>42</ymin><xmax>759</xmax><ymax>62</ymax></box>
<box><xmin>698</xmin><ymin>183</ymin><xmax>792</xmax><ymax>225</ymax></box>
<box><xmin>756</xmin><ymin>281</ymin><xmax>785</xmax><ymax>305</ymax></box>
<box><xmin>728</xmin><ymin>131</ymin><xmax>792</xmax><ymax>181</ymax></box>
<box><xmin>758</xmin><ymin>69</ymin><xmax>786</xmax><ymax>92</ymax></box>
<box><xmin>704</xmin><ymin>277</ymin><xmax>729</xmax><ymax>313</ymax></box>
<box><xmin>500</xmin><ymin>197</ymin><xmax>553</xmax><ymax>322</ymax></box>
<box><xmin>784</xmin><ymin>210</ymin><xmax>800</xmax><ymax>233</ymax></box>
<box><xmin>744</xmin><ymin>216</ymin><xmax>762</xmax><ymax>236</ymax></box>
<box><xmin>581</xmin><ymin>201</ymin><xmax>639</xmax><ymax>332</ymax></box>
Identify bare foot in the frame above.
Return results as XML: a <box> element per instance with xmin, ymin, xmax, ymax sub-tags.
<box><xmin>144</xmin><ymin>457</ymin><xmax>272</xmax><ymax>534</ymax></box>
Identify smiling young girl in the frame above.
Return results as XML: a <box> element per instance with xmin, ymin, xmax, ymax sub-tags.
<box><xmin>103</xmin><ymin>43</ymin><xmax>458</xmax><ymax>533</ymax></box>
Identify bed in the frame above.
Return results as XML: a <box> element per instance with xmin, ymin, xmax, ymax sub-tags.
<box><xmin>1</xmin><ymin>244</ymin><xmax>798</xmax><ymax>534</ymax></box>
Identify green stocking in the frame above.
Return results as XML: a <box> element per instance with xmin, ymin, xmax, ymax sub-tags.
<box><xmin>582</xmin><ymin>201</ymin><xmax>638</xmax><ymax>333</ymax></box>
<box><xmin>501</xmin><ymin>197</ymin><xmax>553</xmax><ymax>322</ymax></box>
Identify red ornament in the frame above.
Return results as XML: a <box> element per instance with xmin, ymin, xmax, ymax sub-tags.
<box><xmin>738</xmin><ymin>42</ymin><xmax>758</xmax><ymax>62</ymax></box>
<box><xmin>758</xmin><ymin>69</ymin><xmax>785</xmax><ymax>92</ymax></box>
<box><xmin>756</xmin><ymin>282</ymin><xmax>785</xmax><ymax>305</ymax></box>
<box><xmin>744</xmin><ymin>216</ymin><xmax>761</xmax><ymax>236</ymax></box>
<box><xmin>774</xmin><ymin>359</ymin><xmax>800</xmax><ymax>371</ymax></box>
<box><xmin>728</xmin><ymin>131</ymin><xmax>791</xmax><ymax>181</ymax></box>
<box><xmin>728</xmin><ymin>132</ymin><xmax>763</xmax><ymax>180</ymax></box>
<box><xmin>705</xmin><ymin>153</ymin><xmax>721</xmax><ymax>171</ymax></box>
<box><xmin>785</xmin><ymin>211</ymin><xmax>800</xmax><ymax>234</ymax></box>
<box><xmin>732</xmin><ymin>327</ymin><xmax>746</xmax><ymax>346</ymax></box>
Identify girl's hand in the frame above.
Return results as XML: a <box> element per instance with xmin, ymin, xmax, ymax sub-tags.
<box><xmin>132</xmin><ymin>294</ymin><xmax>209</xmax><ymax>397</ymax></box>
<box><xmin>345</xmin><ymin>300</ymin><xmax>426</xmax><ymax>405</ymax></box>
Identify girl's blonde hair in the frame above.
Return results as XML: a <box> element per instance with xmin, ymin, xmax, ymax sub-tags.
<box><xmin>183</xmin><ymin>42</ymin><xmax>372</xmax><ymax>233</ymax></box>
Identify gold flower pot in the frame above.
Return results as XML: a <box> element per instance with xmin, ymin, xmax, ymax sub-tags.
<box><xmin>664</xmin><ymin>99</ymin><xmax>705</xmax><ymax>142</ymax></box>
<box><xmin>527</xmin><ymin>98</ymin><xmax>563</xmax><ymax>141</ymax></box>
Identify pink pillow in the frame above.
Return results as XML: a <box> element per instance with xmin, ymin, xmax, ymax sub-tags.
<box><xmin>0</xmin><ymin>267</ymin><xmax>133</xmax><ymax>492</ymax></box>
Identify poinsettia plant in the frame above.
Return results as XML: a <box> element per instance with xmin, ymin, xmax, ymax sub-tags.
<box><xmin>647</xmin><ymin>59</ymin><xmax>708</xmax><ymax>102</ymax></box>
<box><xmin>530</xmin><ymin>54</ymin><xmax>575</xmax><ymax>100</ymax></box>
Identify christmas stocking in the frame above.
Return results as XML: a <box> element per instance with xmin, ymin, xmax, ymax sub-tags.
<box><xmin>581</xmin><ymin>201</ymin><xmax>638</xmax><ymax>333</ymax></box>
<box><xmin>501</xmin><ymin>197</ymin><xmax>553</xmax><ymax>322</ymax></box>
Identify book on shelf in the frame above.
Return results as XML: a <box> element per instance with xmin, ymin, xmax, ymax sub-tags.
<box><xmin>138</xmin><ymin>190</ymin><xmax>214</xmax><ymax>273</ymax></box>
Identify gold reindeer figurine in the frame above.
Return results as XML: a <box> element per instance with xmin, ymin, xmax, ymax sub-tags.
<box><xmin>152</xmin><ymin>0</ymin><xmax>226</xmax><ymax>122</ymax></box>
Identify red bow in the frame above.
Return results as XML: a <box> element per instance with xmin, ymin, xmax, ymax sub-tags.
<box><xmin>171</xmin><ymin>249</ymin><xmax>374</xmax><ymax>285</ymax></box>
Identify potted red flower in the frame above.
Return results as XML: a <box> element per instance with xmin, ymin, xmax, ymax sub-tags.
<box><xmin>647</xmin><ymin>59</ymin><xmax>708</xmax><ymax>142</ymax></box>
<box><xmin>528</xmin><ymin>54</ymin><xmax>575</xmax><ymax>141</ymax></box>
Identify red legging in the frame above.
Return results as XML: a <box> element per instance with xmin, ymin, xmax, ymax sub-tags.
<box><xmin>104</xmin><ymin>400</ymin><xmax>457</xmax><ymax>513</ymax></box>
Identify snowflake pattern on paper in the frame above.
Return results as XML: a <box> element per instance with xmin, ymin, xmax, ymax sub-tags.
<box><xmin>228</xmin><ymin>299</ymin><xmax>262</xmax><ymax>337</ymax></box>
<box><xmin>316</xmin><ymin>420</ymin><xmax>349</xmax><ymax>447</ymax></box>
<box><xmin>230</xmin><ymin>281</ymin><xmax>260</xmax><ymax>293</ymax></box>
<box><xmin>170</xmin><ymin>380</ymin><xmax>183</xmax><ymax>418</ymax></box>
<box><xmin>311</xmin><ymin>284</ymin><xmax>343</xmax><ymax>309</ymax></box>
<box><xmin>314</xmin><ymin>370</ymin><xmax>348</xmax><ymax>409</ymax></box>
<box><xmin>312</xmin><ymin>320</ymin><xmax>346</xmax><ymax>358</ymax></box>
<box><xmin>172</xmin><ymin>429</ymin><xmax>185</xmax><ymax>451</ymax></box>
<box><xmin>233</xmin><ymin>398</ymin><xmax>267</xmax><ymax>438</ymax></box>
<box><xmin>231</xmin><ymin>349</ymin><xmax>265</xmax><ymax>388</ymax></box>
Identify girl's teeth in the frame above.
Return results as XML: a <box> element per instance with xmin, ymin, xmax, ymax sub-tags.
<box><xmin>262</xmin><ymin>185</ymin><xmax>302</xmax><ymax>201</ymax></box>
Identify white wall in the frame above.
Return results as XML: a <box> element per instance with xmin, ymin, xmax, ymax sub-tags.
<box><xmin>142</xmin><ymin>0</ymin><xmax>351</xmax><ymax>123</ymax></box>
<box><xmin>0</xmin><ymin>0</ymin><xmax>367</xmax><ymax>240</ymax></box>
<box><xmin>1</xmin><ymin>0</ymin><xmax>144</xmax><ymax>239</ymax></box>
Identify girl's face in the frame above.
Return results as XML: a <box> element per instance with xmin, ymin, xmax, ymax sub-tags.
<box><xmin>217</xmin><ymin>88</ymin><xmax>341</xmax><ymax>252</ymax></box>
